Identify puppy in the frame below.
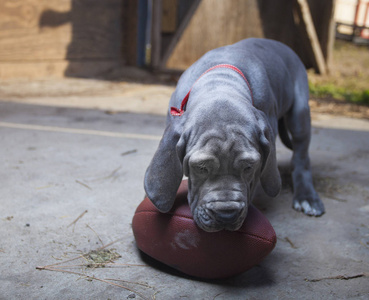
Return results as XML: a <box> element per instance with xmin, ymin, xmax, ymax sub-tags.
<box><xmin>144</xmin><ymin>38</ymin><xmax>325</xmax><ymax>232</ymax></box>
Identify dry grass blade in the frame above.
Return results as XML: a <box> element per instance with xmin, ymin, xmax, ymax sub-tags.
<box><xmin>75</xmin><ymin>180</ymin><xmax>92</xmax><ymax>190</ymax></box>
<box><xmin>121</xmin><ymin>149</ymin><xmax>137</xmax><ymax>156</ymax></box>
<box><xmin>39</xmin><ymin>266</ymin><xmax>149</xmax><ymax>300</ymax></box>
<box><xmin>37</xmin><ymin>254</ymin><xmax>84</xmax><ymax>269</ymax></box>
<box><xmin>284</xmin><ymin>237</ymin><xmax>298</xmax><ymax>249</ymax></box>
<box><xmin>85</xmin><ymin>224</ymin><xmax>105</xmax><ymax>246</ymax></box>
<box><xmin>97</xmin><ymin>166</ymin><xmax>122</xmax><ymax>181</ymax></box>
<box><xmin>105</xmin><ymin>166</ymin><xmax>122</xmax><ymax>180</ymax></box>
<box><xmin>105</xmin><ymin>278</ymin><xmax>153</xmax><ymax>289</ymax></box>
<box><xmin>67</xmin><ymin>210</ymin><xmax>88</xmax><ymax>228</ymax></box>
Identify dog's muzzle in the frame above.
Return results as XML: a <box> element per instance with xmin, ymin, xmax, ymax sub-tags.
<box><xmin>194</xmin><ymin>200</ymin><xmax>247</xmax><ymax>232</ymax></box>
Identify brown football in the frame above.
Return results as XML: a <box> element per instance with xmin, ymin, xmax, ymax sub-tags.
<box><xmin>132</xmin><ymin>181</ymin><xmax>276</xmax><ymax>279</ymax></box>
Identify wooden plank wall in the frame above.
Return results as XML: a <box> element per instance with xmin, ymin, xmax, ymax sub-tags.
<box><xmin>166</xmin><ymin>0</ymin><xmax>334</xmax><ymax>72</ymax></box>
<box><xmin>166</xmin><ymin>0</ymin><xmax>264</xmax><ymax>70</ymax></box>
<box><xmin>0</xmin><ymin>0</ymin><xmax>123</xmax><ymax>79</ymax></box>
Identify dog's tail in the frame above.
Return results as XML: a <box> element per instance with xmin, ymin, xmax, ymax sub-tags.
<box><xmin>278</xmin><ymin>117</ymin><xmax>293</xmax><ymax>150</ymax></box>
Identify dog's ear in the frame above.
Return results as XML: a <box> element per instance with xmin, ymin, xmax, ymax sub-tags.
<box><xmin>144</xmin><ymin>121</ymin><xmax>185</xmax><ymax>212</ymax></box>
<box><xmin>256</xmin><ymin>112</ymin><xmax>281</xmax><ymax>198</ymax></box>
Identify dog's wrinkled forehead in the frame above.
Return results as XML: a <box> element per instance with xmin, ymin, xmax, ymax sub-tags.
<box><xmin>186</xmin><ymin>124</ymin><xmax>258</xmax><ymax>160</ymax></box>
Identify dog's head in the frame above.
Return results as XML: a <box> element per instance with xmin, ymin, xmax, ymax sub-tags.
<box><xmin>144</xmin><ymin>108</ymin><xmax>281</xmax><ymax>232</ymax></box>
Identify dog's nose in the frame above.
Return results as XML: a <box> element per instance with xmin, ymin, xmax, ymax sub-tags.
<box><xmin>206</xmin><ymin>201</ymin><xmax>245</xmax><ymax>224</ymax></box>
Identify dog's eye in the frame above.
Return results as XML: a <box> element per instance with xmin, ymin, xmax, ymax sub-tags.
<box><xmin>238</xmin><ymin>160</ymin><xmax>256</xmax><ymax>174</ymax></box>
<box><xmin>189</xmin><ymin>155</ymin><xmax>218</xmax><ymax>176</ymax></box>
<box><xmin>194</xmin><ymin>163</ymin><xmax>209</xmax><ymax>175</ymax></box>
<box><xmin>243</xmin><ymin>165</ymin><xmax>252</xmax><ymax>172</ymax></box>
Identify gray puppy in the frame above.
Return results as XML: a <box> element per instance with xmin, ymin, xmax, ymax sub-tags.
<box><xmin>144</xmin><ymin>38</ymin><xmax>325</xmax><ymax>232</ymax></box>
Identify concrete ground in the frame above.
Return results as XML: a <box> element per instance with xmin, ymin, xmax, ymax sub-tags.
<box><xmin>0</xmin><ymin>79</ymin><xmax>368</xmax><ymax>300</ymax></box>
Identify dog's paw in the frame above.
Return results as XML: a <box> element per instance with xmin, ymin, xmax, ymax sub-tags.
<box><xmin>293</xmin><ymin>197</ymin><xmax>325</xmax><ymax>217</ymax></box>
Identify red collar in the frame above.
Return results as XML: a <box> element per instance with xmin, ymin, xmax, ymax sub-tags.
<box><xmin>170</xmin><ymin>64</ymin><xmax>254</xmax><ymax>116</ymax></box>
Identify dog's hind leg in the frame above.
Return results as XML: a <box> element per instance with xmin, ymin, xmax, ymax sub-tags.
<box><xmin>285</xmin><ymin>78</ymin><xmax>325</xmax><ymax>216</ymax></box>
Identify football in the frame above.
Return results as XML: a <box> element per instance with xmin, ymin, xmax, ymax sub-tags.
<box><xmin>132</xmin><ymin>180</ymin><xmax>276</xmax><ymax>279</ymax></box>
